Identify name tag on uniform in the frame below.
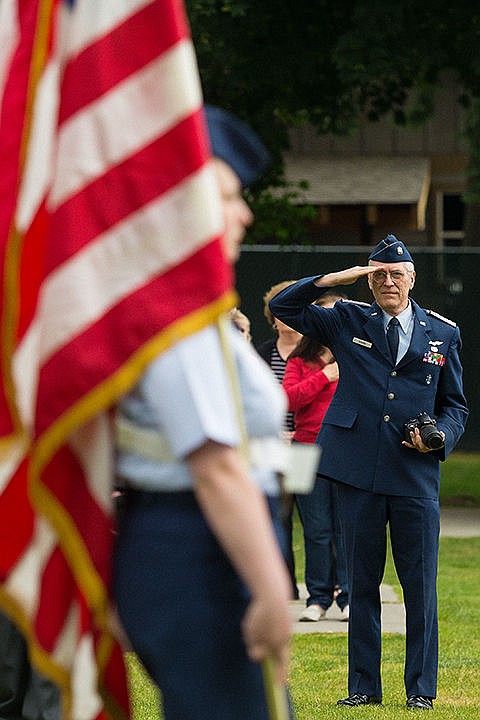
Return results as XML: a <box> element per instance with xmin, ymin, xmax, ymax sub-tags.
<box><xmin>352</xmin><ymin>337</ymin><xmax>372</xmax><ymax>348</ymax></box>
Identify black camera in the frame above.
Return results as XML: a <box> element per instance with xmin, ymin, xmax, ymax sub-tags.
<box><xmin>404</xmin><ymin>412</ymin><xmax>444</xmax><ymax>450</ymax></box>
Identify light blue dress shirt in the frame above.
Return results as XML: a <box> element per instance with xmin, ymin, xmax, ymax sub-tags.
<box><xmin>116</xmin><ymin>323</ymin><xmax>287</xmax><ymax>495</ymax></box>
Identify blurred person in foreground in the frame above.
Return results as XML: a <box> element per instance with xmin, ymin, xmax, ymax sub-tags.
<box><xmin>282</xmin><ymin>291</ymin><xmax>349</xmax><ymax>623</ymax></box>
<box><xmin>269</xmin><ymin>234</ymin><xmax>468</xmax><ymax>711</ymax></box>
<box><xmin>112</xmin><ymin>106</ymin><xmax>292</xmax><ymax>720</ymax></box>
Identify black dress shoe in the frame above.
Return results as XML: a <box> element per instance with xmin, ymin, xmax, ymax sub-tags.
<box><xmin>406</xmin><ymin>696</ymin><xmax>434</xmax><ymax>710</ymax></box>
<box><xmin>337</xmin><ymin>693</ymin><xmax>382</xmax><ymax>706</ymax></box>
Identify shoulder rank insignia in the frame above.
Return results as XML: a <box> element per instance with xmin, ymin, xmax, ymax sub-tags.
<box><xmin>425</xmin><ymin>309</ymin><xmax>456</xmax><ymax>327</ymax></box>
<box><xmin>341</xmin><ymin>299</ymin><xmax>370</xmax><ymax>307</ymax></box>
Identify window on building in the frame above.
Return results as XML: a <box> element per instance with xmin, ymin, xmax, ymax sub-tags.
<box><xmin>435</xmin><ymin>191</ymin><xmax>465</xmax><ymax>290</ymax></box>
<box><xmin>440</xmin><ymin>192</ymin><xmax>465</xmax><ymax>245</ymax></box>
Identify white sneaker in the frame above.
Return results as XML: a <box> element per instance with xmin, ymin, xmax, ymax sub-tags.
<box><xmin>340</xmin><ymin>605</ymin><xmax>349</xmax><ymax>621</ymax></box>
<box><xmin>299</xmin><ymin>604</ymin><xmax>326</xmax><ymax>622</ymax></box>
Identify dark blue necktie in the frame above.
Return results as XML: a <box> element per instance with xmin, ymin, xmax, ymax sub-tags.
<box><xmin>387</xmin><ymin>317</ymin><xmax>399</xmax><ymax>363</ymax></box>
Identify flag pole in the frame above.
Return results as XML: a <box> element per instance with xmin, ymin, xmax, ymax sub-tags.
<box><xmin>261</xmin><ymin>657</ymin><xmax>289</xmax><ymax>720</ymax></box>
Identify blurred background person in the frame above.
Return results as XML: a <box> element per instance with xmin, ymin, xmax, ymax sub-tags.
<box><xmin>229</xmin><ymin>307</ymin><xmax>252</xmax><ymax>342</ymax></box>
<box><xmin>256</xmin><ymin>282</ymin><xmax>302</xmax><ymax>599</ymax></box>
<box><xmin>282</xmin><ymin>292</ymin><xmax>349</xmax><ymax>622</ymax></box>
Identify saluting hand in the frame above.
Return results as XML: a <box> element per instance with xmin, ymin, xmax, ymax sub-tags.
<box><xmin>314</xmin><ymin>265</ymin><xmax>380</xmax><ymax>288</ymax></box>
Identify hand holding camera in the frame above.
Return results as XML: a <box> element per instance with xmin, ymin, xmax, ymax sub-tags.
<box><xmin>403</xmin><ymin>412</ymin><xmax>445</xmax><ymax>452</ymax></box>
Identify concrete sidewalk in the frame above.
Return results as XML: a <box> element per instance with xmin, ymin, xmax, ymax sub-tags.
<box><xmin>439</xmin><ymin>506</ymin><xmax>480</xmax><ymax>537</ymax></box>
<box><xmin>291</xmin><ymin>506</ymin><xmax>480</xmax><ymax>635</ymax></box>
<box><xmin>290</xmin><ymin>582</ymin><xmax>405</xmax><ymax>635</ymax></box>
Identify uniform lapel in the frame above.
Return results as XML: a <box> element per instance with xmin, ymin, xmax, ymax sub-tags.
<box><xmin>363</xmin><ymin>303</ymin><xmax>392</xmax><ymax>363</ymax></box>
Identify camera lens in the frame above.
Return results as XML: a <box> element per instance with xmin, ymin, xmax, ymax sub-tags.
<box><xmin>420</xmin><ymin>425</ymin><xmax>444</xmax><ymax>449</ymax></box>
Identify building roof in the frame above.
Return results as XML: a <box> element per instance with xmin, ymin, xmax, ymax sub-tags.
<box><xmin>283</xmin><ymin>155</ymin><xmax>430</xmax><ymax>204</ymax></box>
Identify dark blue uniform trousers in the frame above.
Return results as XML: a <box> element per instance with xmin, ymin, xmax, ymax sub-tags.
<box><xmin>336</xmin><ymin>483</ymin><xmax>440</xmax><ymax>700</ymax></box>
<box><xmin>113</xmin><ymin>490</ymin><xmax>292</xmax><ymax>720</ymax></box>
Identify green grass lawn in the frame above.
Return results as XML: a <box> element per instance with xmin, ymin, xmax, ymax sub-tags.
<box><xmin>439</xmin><ymin>451</ymin><xmax>480</xmax><ymax>506</ymax></box>
<box><xmin>290</xmin><ymin>536</ymin><xmax>480</xmax><ymax>719</ymax></box>
<box><xmin>125</xmin><ymin>450</ymin><xmax>480</xmax><ymax>719</ymax></box>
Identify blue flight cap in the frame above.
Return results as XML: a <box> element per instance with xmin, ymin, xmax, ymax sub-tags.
<box><xmin>368</xmin><ymin>234</ymin><xmax>414</xmax><ymax>264</ymax></box>
<box><xmin>204</xmin><ymin>105</ymin><xmax>270</xmax><ymax>187</ymax></box>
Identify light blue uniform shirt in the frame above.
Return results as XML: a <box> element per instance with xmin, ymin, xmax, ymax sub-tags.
<box><xmin>116</xmin><ymin>323</ymin><xmax>287</xmax><ymax>495</ymax></box>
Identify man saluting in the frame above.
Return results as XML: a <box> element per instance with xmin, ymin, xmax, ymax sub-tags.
<box><xmin>269</xmin><ymin>234</ymin><xmax>468</xmax><ymax>711</ymax></box>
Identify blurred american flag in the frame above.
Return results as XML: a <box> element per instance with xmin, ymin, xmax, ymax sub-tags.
<box><xmin>0</xmin><ymin>1</ymin><xmax>234</xmax><ymax>717</ymax></box>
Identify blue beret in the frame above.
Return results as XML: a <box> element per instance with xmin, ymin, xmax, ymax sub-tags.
<box><xmin>368</xmin><ymin>234</ymin><xmax>413</xmax><ymax>264</ymax></box>
<box><xmin>204</xmin><ymin>105</ymin><xmax>270</xmax><ymax>187</ymax></box>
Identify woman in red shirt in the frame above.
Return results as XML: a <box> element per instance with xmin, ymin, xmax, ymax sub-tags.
<box><xmin>282</xmin><ymin>293</ymin><xmax>349</xmax><ymax>622</ymax></box>
<box><xmin>283</xmin><ymin>340</ymin><xmax>338</xmax><ymax>444</ymax></box>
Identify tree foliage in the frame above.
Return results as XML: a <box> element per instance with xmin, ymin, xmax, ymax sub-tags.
<box><xmin>186</xmin><ymin>0</ymin><xmax>480</xmax><ymax>228</ymax></box>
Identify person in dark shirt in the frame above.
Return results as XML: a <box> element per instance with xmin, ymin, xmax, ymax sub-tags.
<box><xmin>256</xmin><ymin>281</ymin><xmax>301</xmax><ymax>598</ymax></box>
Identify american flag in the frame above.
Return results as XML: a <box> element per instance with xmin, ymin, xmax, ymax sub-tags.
<box><xmin>0</xmin><ymin>1</ymin><xmax>235</xmax><ymax>717</ymax></box>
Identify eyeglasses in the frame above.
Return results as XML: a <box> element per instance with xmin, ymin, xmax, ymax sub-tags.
<box><xmin>372</xmin><ymin>270</ymin><xmax>411</xmax><ymax>285</ymax></box>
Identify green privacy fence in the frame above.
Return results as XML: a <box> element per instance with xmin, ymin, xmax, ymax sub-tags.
<box><xmin>235</xmin><ymin>246</ymin><xmax>480</xmax><ymax>451</ymax></box>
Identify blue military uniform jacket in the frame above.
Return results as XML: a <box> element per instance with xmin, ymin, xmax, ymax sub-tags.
<box><xmin>269</xmin><ymin>276</ymin><xmax>468</xmax><ymax>499</ymax></box>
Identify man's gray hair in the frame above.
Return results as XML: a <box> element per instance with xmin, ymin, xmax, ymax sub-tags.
<box><xmin>368</xmin><ymin>260</ymin><xmax>415</xmax><ymax>272</ymax></box>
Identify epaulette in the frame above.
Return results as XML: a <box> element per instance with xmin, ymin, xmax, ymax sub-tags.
<box><xmin>425</xmin><ymin>309</ymin><xmax>456</xmax><ymax>327</ymax></box>
<box><xmin>340</xmin><ymin>299</ymin><xmax>370</xmax><ymax>307</ymax></box>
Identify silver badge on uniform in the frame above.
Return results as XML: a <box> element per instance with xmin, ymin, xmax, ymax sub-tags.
<box><xmin>425</xmin><ymin>374</ymin><xmax>432</xmax><ymax>385</ymax></box>
<box><xmin>352</xmin><ymin>337</ymin><xmax>372</xmax><ymax>348</ymax></box>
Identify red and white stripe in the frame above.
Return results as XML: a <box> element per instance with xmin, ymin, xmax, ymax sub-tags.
<box><xmin>1</xmin><ymin>1</ymin><xmax>235</xmax><ymax>718</ymax></box>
